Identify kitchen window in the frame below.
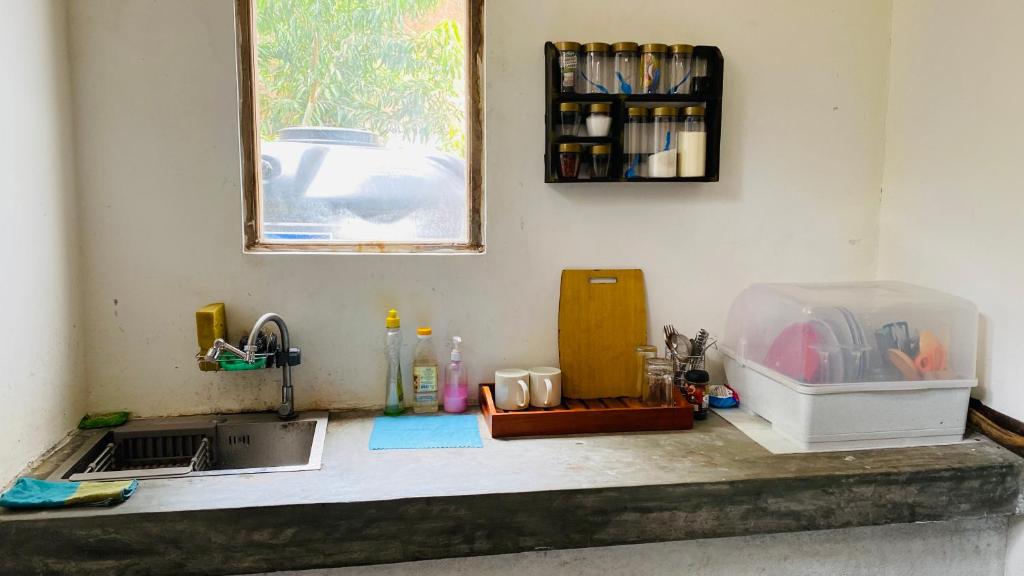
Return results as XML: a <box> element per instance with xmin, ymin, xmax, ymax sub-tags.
<box><xmin>236</xmin><ymin>0</ymin><xmax>484</xmax><ymax>253</ymax></box>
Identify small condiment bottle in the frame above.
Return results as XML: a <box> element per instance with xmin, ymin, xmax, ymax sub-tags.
<box><xmin>586</xmin><ymin>103</ymin><xmax>612</xmax><ymax>137</ymax></box>
<box><xmin>590</xmin><ymin>144</ymin><xmax>612</xmax><ymax>179</ymax></box>
<box><xmin>558</xmin><ymin>102</ymin><xmax>582</xmax><ymax>137</ymax></box>
<box><xmin>684</xmin><ymin>369</ymin><xmax>710</xmax><ymax>420</ymax></box>
<box><xmin>558</xmin><ymin>143</ymin><xmax>582</xmax><ymax>179</ymax></box>
<box><xmin>640</xmin><ymin>43</ymin><xmax>668</xmax><ymax>94</ymax></box>
<box><xmin>554</xmin><ymin>42</ymin><xmax>581</xmax><ymax>93</ymax></box>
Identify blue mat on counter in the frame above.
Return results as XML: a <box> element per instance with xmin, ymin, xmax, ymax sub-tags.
<box><xmin>369</xmin><ymin>414</ymin><xmax>483</xmax><ymax>450</ymax></box>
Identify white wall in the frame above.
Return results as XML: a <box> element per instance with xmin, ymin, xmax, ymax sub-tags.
<box><xmin>67</xmin><ymin>0</ymin><xmax>891</xmax><ymax>416</ymax></box>
<box><xmin>878</xmin><ymin>2</ymin><xmax>1024</xmax><ymax>573</ymax></box>
<box><xmin>0</xmin><ymin>0</ymin><xmax>84</xmax><ymax>484</ymax></box>
<box><xmin>879</xmin><ymin>0</ymin><xmax>1024</xmax><ymax>423</ymax></box>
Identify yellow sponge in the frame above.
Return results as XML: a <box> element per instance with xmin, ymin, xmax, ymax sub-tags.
<box><xmin>196</xmin><ymin>303</ymin><xmax>226</xmax><ymax>372</ymax></box>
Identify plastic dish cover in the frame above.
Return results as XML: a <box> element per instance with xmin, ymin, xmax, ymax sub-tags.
<box><xmin>722</xmin><ymin>282</ymin><xmax>978</xmax><ymax>384</ymax></box>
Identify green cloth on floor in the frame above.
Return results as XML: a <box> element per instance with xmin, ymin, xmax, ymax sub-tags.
<box><xmin>0</xmin><ymin>477</ymin><xmax>138</xmax><ymax>509</ymax></box>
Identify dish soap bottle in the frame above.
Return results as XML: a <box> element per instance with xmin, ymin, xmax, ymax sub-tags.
<box><xmin>443</xmin><ymin>336</ymin><xmax>468</xmax><ymax>413</ymax></box>
<box><xmin>412</xmin><ymin>327</ymin><xmax>439</xmax><ymax>413</ymax></box>
<box><xmin>383</xmin><ymin>309</ymin><xmax>405</xmax><ymax>416</ymax></box>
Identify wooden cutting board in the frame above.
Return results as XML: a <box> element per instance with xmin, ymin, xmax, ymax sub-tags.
<box><xmin>558</xmin><ymin>269</ymin><xmax>648</xmax><ymax>399</ymax></box>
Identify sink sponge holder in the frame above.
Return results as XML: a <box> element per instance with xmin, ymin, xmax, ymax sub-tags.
<box><xmin>195</xmin><ymin>348</ymin><xmax>302</xmax><ymax>372</ymax></box>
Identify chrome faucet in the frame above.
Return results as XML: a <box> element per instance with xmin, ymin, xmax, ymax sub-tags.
<box><xmin>204</xmin><ymin>312</ymin><xmax>297</xmax><ymax>420</ymax></box>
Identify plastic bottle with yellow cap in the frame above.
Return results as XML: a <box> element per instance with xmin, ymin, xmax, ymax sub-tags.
<box><xmin>412</xmin><ymin>326</ymin><xmax>439</xmax><ymax>413</ymax></box>
<box><xmin>383</xmin><ymin>310</ymin><xmax>405</xmax><ymax>416</ymax></box>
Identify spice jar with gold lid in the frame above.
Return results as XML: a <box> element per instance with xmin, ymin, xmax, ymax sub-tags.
<box><xmin>623</xmin><ymin>106</ymin><xmax>649</xmax><ymax>178</ymax></box>
<box><xmin>554</xmin><ymin>41</ymin><xmax>581</xmax><ymax>93</ymax></box>
<box><xmin>581</xmin><ymin>42</ymin><xmax>611</xmax><ymax>94</ymax></box>
<box><xmin>586</xmin><ymin>103</ymin><xmax>612</xmax><ymax>137</ymax></box>
<box><xmin>668</xmin><ymin>44</ymin><xmax>694</xmax><ymax>94</ymax></box>
<box><xmin>558</xmin><ymin>102</ymin><xmax>582</xmax><ymax>137</ymax></box>
<box><xmin>558</xmin><ymin>143</ymin><xmax>582</xmax><ymax>179</ymax></box>
<box><xmin>590</xmin><ymin>144</ymin><xmax>612</xmax><ymax>179</ymax></box>
<box><xmin>640</xmin><ymin>43</ymin><xmax>668</xmax><ymax>94</ymax></box>
<box><xmin>611</xmin><ymin>41</ymin><xmax>639</xmax><ymax>94</ymax></box>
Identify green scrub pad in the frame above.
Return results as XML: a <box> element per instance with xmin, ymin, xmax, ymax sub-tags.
<box><xmin>218</xmin><ymin>351</ymin><xmax>268</xmax><ymax>371</ymax></box>
<box><xmin>78</xmin><ymin>412</ymin><xmax>130</xmax><ymax>429</ymax></box>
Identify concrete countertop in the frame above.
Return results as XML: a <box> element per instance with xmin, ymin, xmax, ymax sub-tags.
<box><xmin>1</xmin><ymin>411</ymin><xmax>1021</xmax><ymax>575</ymax></box>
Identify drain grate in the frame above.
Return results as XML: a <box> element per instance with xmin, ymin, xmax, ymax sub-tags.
<box><xmin>227</xmin><ymin>434</ymin><xmax>251</xmax><ymax>446</ymax></box>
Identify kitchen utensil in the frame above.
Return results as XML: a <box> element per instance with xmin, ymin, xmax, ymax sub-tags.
<box><xmin>664</xmin><ymin>325</ymin><xmax>676</xmax><ymax>357</ymax></box>
<box><xmin>837</xmin><ymin>306</ymin><xmax>868</xmax><ymax>381</ymax></box>
<box><xmin>558</xmin><ymin>269</ymin><xmax>648</xmax><ymax>399</ymax></box>
<box><xmin>664</xmin><ymin>325</ymin><xmax>692</xmax><ymax>357</ymax></box>
<box><xmin>915</xmin><ymin>330</ymin><xmax>948</xmax><ymax>373</ymax></box>
<box><xmin>764</xmin><ymin>320</ymin><xmax>843</xmax><ymax>384</ymax></box>
<box><xmin>886</xmin><ymin>349</ymin><xmax>921</xmax><ymax>381</ymax></box>
<box><xmin>680</xmin><ymin>334</ymin><xmax>692</xmax><ymax>357</ymax></box>
<box><xmin>494</xmin><ymin>369</ymin><xmax>530</xmax><ymax>410</ymax></box>
<box><xmin>692</xmin><ymin>329</ymin><xmax>709</xmax><ymax>358</ymax></box>
<box><xmin>528</xmin><ymin>367</ymin><xmax>562</xmax><ymax>408</ymax></box>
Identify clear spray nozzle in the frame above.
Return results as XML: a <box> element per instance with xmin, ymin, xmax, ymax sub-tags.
<box><xmin>451</xmin><ymin>336</ymin><xmax>462</xmax><ymax>361</ymax></box>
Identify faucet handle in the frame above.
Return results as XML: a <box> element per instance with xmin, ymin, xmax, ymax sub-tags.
<box><xmin>202</xmin><ymin>346</ymin><xmax>220</xmax><ymax>362</ymax></box>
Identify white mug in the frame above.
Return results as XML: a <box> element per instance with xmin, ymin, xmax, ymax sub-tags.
<box><xmin>529</xmin><ymin>367</ymin><xmax>562</xmax><ymax>408</ymax></box>
<box><xmin>494</xmin><ymin>369</ymin><xmax>530</xmax><ymax>411</ymax></box>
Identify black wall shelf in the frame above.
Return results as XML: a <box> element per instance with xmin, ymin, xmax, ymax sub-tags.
<box><xmin>544</xmin><ymin>42</ymin><xmax>724</xmax><ymax>184</ymax></box>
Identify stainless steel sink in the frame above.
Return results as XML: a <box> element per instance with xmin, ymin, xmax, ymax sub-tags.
<box><xmin>49</xmin><ymin>411</ymin><xmax>327</xmax><ymax>481</ymax></box>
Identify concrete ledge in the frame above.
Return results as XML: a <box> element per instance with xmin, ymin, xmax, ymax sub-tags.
<box><xmin>0</xmin><ymin>412</ymin><xmax>1020</xmax><ymax>575</ymax></box>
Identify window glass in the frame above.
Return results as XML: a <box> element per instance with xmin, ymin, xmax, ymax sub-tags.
<box><xmin>254</xmin><ymin>0</ymin><xmax>469</xmax><ymax>244</ymax></box>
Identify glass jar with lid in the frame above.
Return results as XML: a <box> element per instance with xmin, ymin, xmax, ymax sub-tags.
<box><xmin>581</xmin><ymin>42</ymin><xmax>611</xmax><ymax>94</ymax></box>
<box><xmin>651</xmin><ymin>106</ymin><xmax>678</xmax><ymax>152</ymax></box>
<box><xmin>649</xmin><ymin>107</ymin><xmax>678</xmax><ymax>178</ymax></box>
<box><xmin>691</xmin><ymin>52</ymin><xmax>710</xmax><ymax>94</ymax></box>
<box><xmin>668</xmin><ymin>44</ymin><xmax>693</xmax><ymax>94</ymax></box>
<box><xmin>640</xmin><ymin>43</ymin><xmax>668</xmax><ymax>94</ymax></box>
<box><xmin>623</xmin><ymin>107</ymin><xmax>648</xmax><ymax>179</ymax></box>
<box><xmin>678</xmin><ymin>106</ymin><xmax>706</xmax><ymax>177</ymax></box>
<box><xmin>554</xmin><ymin>42</ymin><xmax>581</xmax><ymax>94</ymax></box>
<box><xmin>558</xmin><ymin>102</ymin><xmax>582</xmax><ymax>137</ymax></box>
<box><xmin>586</xmin><ymin>103</ymin><xmax>612</xmax><ymax>137</ymax></box>
<box><xmin>611</xmin><ymin>42</ymin><xmax>639</xmax><ymax>94</ymax></box>
<box><xmin>644</xmin><ymin>357</ymin><xmax>674</xmax><ymax>406</ymax></box>
<box><xmin>558</xmin><ymin>143</ymin><xmax>582</xmax><ymax>179</ymax></box>
<box><xmin>590</xmin><ymin>144</ymin><xmax>612</xmax><ymax>179</ymax></box>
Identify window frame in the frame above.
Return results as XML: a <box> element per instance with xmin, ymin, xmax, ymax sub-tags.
<box><xmin>234</xmin><ymin>0</ymin><xmax>485</xmax><ymax>254</ymax></box>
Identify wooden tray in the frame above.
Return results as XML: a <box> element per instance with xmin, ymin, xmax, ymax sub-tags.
<box><xmin>479</xmin><ymin>384</ymin><xmax>693</xmax><ymax>438</ymax></box>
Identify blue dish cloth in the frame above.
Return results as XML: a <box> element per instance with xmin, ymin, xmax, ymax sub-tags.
<box><xmin>369</xmin><ymin>414</ymin><xmax>483</xmax><ymax>450</ymax></box>
<box><xmin>0</xmin><ymin>477</ymin><xmax>139</xmax><ymax>509</ymax></box>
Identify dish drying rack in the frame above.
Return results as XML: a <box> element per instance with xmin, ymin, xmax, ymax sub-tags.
<box><xmin>69</xmin><ymin>431</ymin><xmax>213</xmax><ymax>481</ymax></box>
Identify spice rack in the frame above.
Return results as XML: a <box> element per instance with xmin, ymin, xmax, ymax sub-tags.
<box><xmin>543</xmin><ymin>41</ymin><xmax>724</xmax><ymax>183</ymax></box>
